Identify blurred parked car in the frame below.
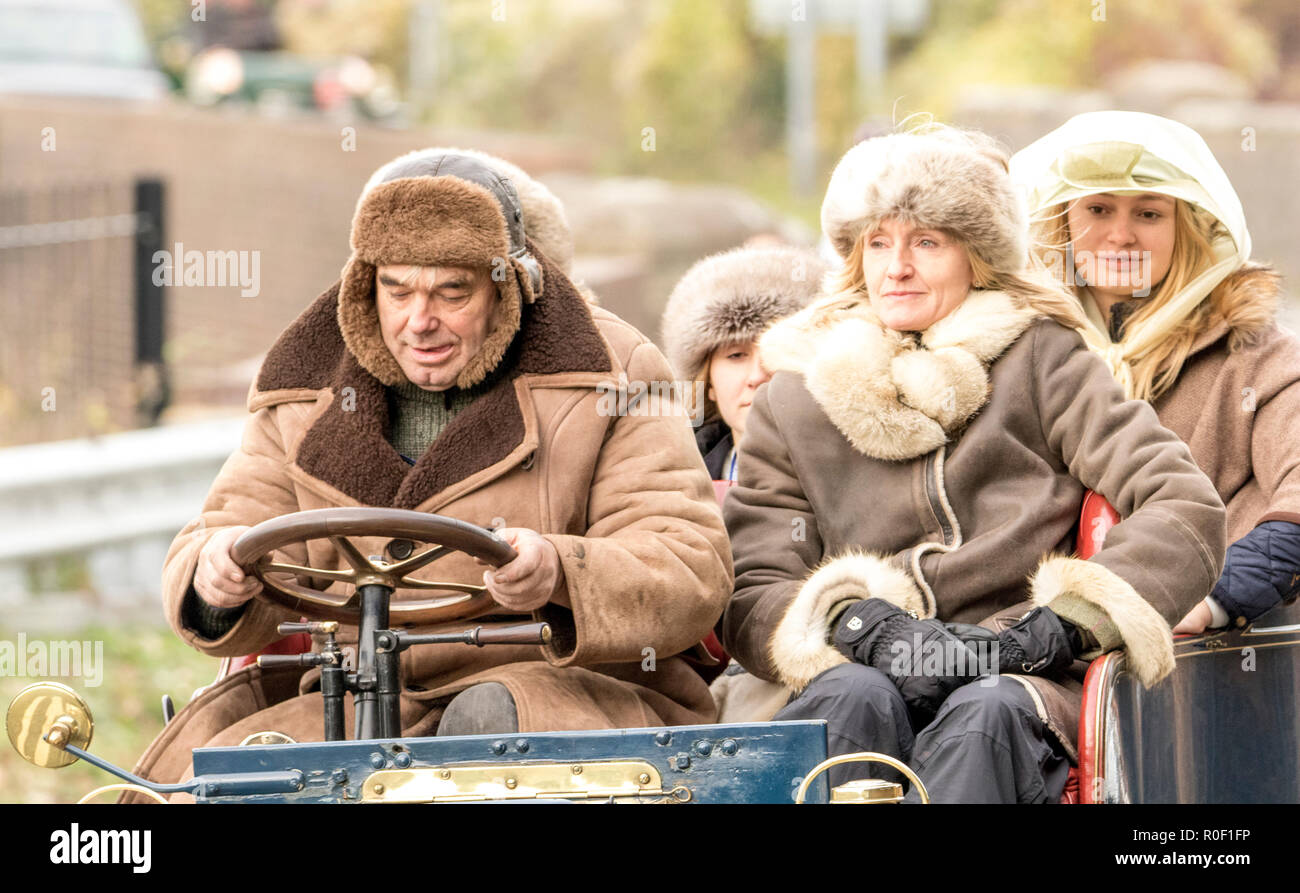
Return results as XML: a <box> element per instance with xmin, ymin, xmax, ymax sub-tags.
<box><xmin>185</xmin><ymin>46</ymin><xmax>399</xmax><ymax>121</ymax></box>
<box><xmin>0</xmin><ymin>0</ymin><xmax>168</xmax><ymax>100</ymax></box>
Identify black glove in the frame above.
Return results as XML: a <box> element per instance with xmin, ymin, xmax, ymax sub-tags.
<box><xmin>944</xmin><ymin>621</ymin><xmax>999</xmax><ymax>651</ymax></box>
<box><xmin>833</xmin><ymin>599</ymin><xmax>981</xmax><ymax>728</ymax></box>
<box><xmin>996</xmin><ymin>607</ymin><xmax>1084</xmax><ymax>676</ymax></box>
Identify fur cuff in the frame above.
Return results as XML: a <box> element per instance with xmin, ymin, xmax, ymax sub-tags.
<box><xmin>1030</xmin><ymin>556</ymin><xmax>1175</xmax><ymax>688</ymax></box>
<box><xmin>769</xmin><ymin>552</ymin><xmax>926</xmax><ymax>690</ymax></box>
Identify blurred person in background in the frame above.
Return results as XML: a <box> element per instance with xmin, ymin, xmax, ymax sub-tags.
<box><xmin>660</xmin><ymin>243</ymin><xmax>827</xmax><ymax>700</ymax></box>
<box><xmin>1012</xmin><ymin>111</ymin><xmax>1300</xmax><ymax>634</ymax></box>
<box><xmin>660</xmin><ymin>245</ymin><xmax>828</xmax><ymax>483</ymax></box>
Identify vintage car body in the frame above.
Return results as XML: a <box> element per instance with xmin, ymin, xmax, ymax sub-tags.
<box><xmin>7</xmin><ymin>682</ymin><xmax>838</xmax><ymax>803</ymax></box>
<box><xmin>190</xmin><ymin>721</ymin><xmax>829</xmax><ymax>804</ymax></box>
<box><xmin>8</xmin><ymin>500</ymin><xmax>1299</xmax><ymax>805</ymax></box>
<box><xmin>1083</xmin><ymin>600</ymin><xmax>1300</xmax><ymax>804</ymax></box>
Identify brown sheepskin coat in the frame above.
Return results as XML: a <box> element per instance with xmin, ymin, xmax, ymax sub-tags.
<box><xmin>716</xmin><ymin>289</ymin><xmax>1225</xmax><ymax>760</ymax></box>
<box><xmin>131</xmin><ymin>250</ymin><xmax>732</xmax><ymax>791</ymax></box>
<box><xmin>1149</xmin><ymin>266</ymin><xmax>1300</xmax><ymax>542</ymax></box>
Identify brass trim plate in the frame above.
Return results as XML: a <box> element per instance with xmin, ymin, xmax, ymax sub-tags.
<box><xmin>831</xmin><ymin>779</ymin><xmax>905</xmax><ymax>803</ymax></box>
<box><xmin>6</xmin><ymin>682</ymin><xmax>94</xmax><ymax>769</ymax></box>
<box><xmin>362</xmin><ymin>760</ymin><xmax>665</xmax><ymax>802</ymax></box>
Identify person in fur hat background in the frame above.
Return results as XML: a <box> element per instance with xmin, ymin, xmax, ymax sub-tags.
<box><xmin>127</xmin><ymin>149</ymin><xmax>731</xmax><ymax>795</ymax></box>
<box><xmin>719</xmin><ymin>122</ymin><xmax>1225</xmax><ymax>802</ymax></box>
<box><xmin>661</xmin><ymin>244</ymin><xmax>828</xmax><ymax>482</ymax></box>
<box><xmin>1011</xmin><ymin>112</ymin><xmax>1300</xmax><ymax>634</ymax></box>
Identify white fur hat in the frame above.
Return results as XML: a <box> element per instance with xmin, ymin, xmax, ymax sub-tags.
<box><xmin>359</xmin><ymin>146</ymin><xmax>574</xmax><ymax>275</ymax></box>
<box><xmin>820</xmin><ymin>126</ymin><xmax>1027</xmax><ymax>276</ymax></box>
<box><xmin>661</xmin><ymin>245</ymin><xmax>829</xmax><ymax>380</ymax></box>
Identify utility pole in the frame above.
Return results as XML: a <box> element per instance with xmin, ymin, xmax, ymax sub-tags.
<box><xmin>786</xmin><ymin>18</ymin><xmax>816</xmax><ymax>198</ymax></box>
<box><xmin>408</xmin><ymin>0</ymin><xmax>441</xmax><ymax>121</ymax></box>
<box><xmin>856</xmin><ymin>0</ymin><xmax>888</xmax><ymax>114</ymax></box>
<box><xmin>753</xmin><ymin>0</ymin><xmax>927</xmax><ymax>197</ymax></box>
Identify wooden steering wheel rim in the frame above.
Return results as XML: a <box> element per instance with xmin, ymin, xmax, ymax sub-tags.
<box><xmin>230</xmin><ymin>508</ymin><xmax>517</xmax><ymax>624</ymax></box>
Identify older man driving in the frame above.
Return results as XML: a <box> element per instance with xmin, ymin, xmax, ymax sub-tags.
<box><xmin>131</xmin><ymin>151</ymin><xmax>731</xmax><ymax>788</ymax></box>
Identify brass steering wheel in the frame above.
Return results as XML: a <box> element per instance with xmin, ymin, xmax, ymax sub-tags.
<box><xmin>230</xmin><ymin>508</ymin><xmax>517</xmax><ymax>625</ymax></box>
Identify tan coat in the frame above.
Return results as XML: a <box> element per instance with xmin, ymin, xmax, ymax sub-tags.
<box><xmin>133</xmin><ymin>253</ymin><xmax>732</xmax><ymax>787</ymax></box>
<box><xmin>1149</xmin><ymin>267</ymin><xmax>1300</xmax><ymax>541</ymax></box>
<box><xmin>717</xmin><ymin>290</ymin><xmax>1225</xmax><ymax>759</ymax></box>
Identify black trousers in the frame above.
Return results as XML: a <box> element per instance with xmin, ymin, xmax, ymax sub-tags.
<box><xmin>775</xmin><ymin>664</ymin><xmax>1071</xmax><ymax>803</ymax></box>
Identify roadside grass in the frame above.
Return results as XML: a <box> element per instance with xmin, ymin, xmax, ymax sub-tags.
<box><xmin>1</xmin><ymin>623</ymin><xmax>216</xmax><ymax>804</ymax></box>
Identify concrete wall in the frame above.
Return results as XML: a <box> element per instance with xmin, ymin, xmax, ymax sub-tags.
<box><xmin>0</xmin><ymin>98</ymin><xmax>799</xmax><ymax>444</ymax></box>
<box><xmin>0</xmin><ymin>98</ymin><xmax>591</xmax><ymax>443</ymax></box>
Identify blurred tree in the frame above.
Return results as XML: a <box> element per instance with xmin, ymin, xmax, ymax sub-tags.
<box><xmin>134</xmin><ymin>0</ymin><xmax>192</xmax><ymax>84</ymax></box>
<box><xmin>1246</xmin><ymin>0</ymin><xmax>1300</xmax><ymax>99</ymax></box>
<box><xmin>434</xmin><ymin>0</ymin><xmax>632</xmax><ymax>135</ymax></box>
<box><xmin>134</xmin><ymin>0</ymin><xmax>189</xmax><ymax>45</ymax></box>
<box><xmin>814</xmin><ymin>34</ymin><xmax>863</xmax><ymax>168</ymax></box>
<box><xmin>278</xmin><ymin>0</ymin><xmax>408</xmax><ymax>61</ymax></box>
<box><xmin>889</xmin><ymin>0</ymin><xmax>1276</xmax><ymax>116</ymax></box>
<box><xmin>617</xmin><ymin>0</ymin><xmax>765</xmax><ymax>178</ymax></box>
<box><xmin>274</xmin><ymin>0</ymin><xmax>407</xmax><ymax>108</ymax></box>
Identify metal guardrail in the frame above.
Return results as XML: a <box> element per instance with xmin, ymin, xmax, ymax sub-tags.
<box><xmin>0</xmin><ymin>212</ymin><xmax>146</xmax><ymax>249</ymax></box>
<box><xmin>0</xmin><ymin>417</ymin><xmax>244</xmax><ymax>608</ymax></box>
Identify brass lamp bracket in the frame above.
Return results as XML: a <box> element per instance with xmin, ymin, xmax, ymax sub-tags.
<box><xmin>795</xmin><ymin>752</ymin><xmax>931</xmax><ymax>804</ymax></box>
<box><xmin>361</xmin><ymin>760</ymin><xmax>690</xmax><ymax>803</ymax></box>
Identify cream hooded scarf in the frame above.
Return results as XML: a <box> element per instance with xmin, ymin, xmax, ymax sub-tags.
<box><xmin>1009</xmin><ymin>111</ymin><xmax>1252</xmax><ymax>398</ymax></box>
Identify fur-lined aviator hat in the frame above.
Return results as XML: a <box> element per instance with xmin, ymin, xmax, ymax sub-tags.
<box><xmin>339</xmin><ymin>150</ymin><xmax>549</xmax><ymax>391</ymax></box>
<box><xmin>660</xmin><ymin>245</ymin><xmax>829</xmax><ymax>381</ymax></box>
<box><xmin>358</xmin><ymin>147</ymin><xmax>575</xmax><ymax>276</ymax></box>
<box><xmin>820</xmin><ymin>125</ymin><xmax>1028</xmax><ymax>278</ymax></box>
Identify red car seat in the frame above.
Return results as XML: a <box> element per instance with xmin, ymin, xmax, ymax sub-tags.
<box><xmin>1061</xmin><ymin>490</ymin><xmax>1122</xmax><ymax>803</ymax></box>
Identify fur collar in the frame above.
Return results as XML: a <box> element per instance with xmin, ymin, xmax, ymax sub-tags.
<box><xmin>759</xmin><ymin>289</ymin><xmax>1039</xmax><ymax>461</ymax></box>
<box><xmin>249</xmin><ymin>248</ymin><xmax>611</xmax><ymax>508</ymax></box>
<box><xmin>1191</xmin><ymin>263</ymin><xmax>1284</xmax><ymax>355</ymax></box>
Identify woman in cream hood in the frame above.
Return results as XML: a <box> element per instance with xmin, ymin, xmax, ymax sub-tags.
<box><xmin>1011</xmin><ymin>111</ymin><xmax>1300</xmax><ymax>632</ymax></box>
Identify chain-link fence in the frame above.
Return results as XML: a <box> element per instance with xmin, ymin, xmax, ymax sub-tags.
<box><xmin>0</xmin><ymin>178</ymin><xmax>163</xmax><ymax>446</ymax></box>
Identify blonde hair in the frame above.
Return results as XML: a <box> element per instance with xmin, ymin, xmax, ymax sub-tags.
<box><xmin>823</xmin><ymin>227</ymin><xmax>1088</xmax><ymax>332</ymax></box>
<box><xmin>1029</xmin><ymin>198</ymin><xmax>1227</xmax><ymax>401</ymax></box>
<box><xmin>685</xmin><ymin>356</ymin><xmax>716</xmax><ymax>424</ymax></box>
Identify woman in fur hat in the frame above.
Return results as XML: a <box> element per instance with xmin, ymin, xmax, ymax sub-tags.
<box><xmin>1011</xmin><ymin>112</ymin><xmax>1300</xmax><ymax>634</ymax></box>
<box><xmin>661</xmin><ymin>245</ymin><xmax>828</xmax><ymax>481</ymax></box>
<box><xmin>719</xmin><ymin>124</ymin><xmax>1226</xmax><ymax>802</ymax></box>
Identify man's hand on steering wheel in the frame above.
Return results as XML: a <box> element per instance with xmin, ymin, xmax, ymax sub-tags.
<box><xmin>195</xmin><ymin>526</ymin><xmax>263</xmax><ymax>608</ymax></box>
<box><xmin>477</xmin><ymin>528</ymin><xmax>567</xmax><ymax>612</ymax></box>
